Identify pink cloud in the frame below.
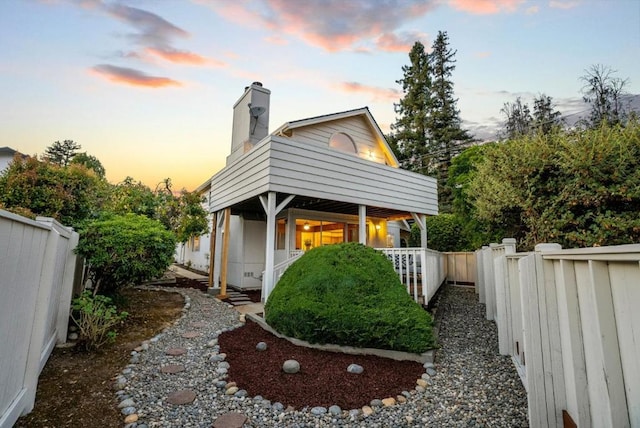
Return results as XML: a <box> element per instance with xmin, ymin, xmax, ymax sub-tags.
<box><xmin>448</xmin><ymin>0</ymin><xmax>524</xmax><ymax>14</ymax></box>
<box><xmin>145</xmin><ymin>47</ymin><xmax>226</xmax><ymax>67</ymax></box>
<box><xmin>90</xmin><ymin>64</ymin><xmax>181</xmax><ymax>88</ymax></box>
<box><xmin>200</xmin><ymin>0</ymin><xmax>437</xmax><ymax>52</ymax></box>
<box><xmin>376</xmin><ymin>32</ymin><xmax>429</xmax><ymax>53</ymax></box>
<box><xmin>264</xmin><ymin>34</ymin><xmax>289</xmax><ymax>46</ymax></box>
<box><xmin>336</xmin><ymin>81</ymin><xmax>399</xmax><ymax>102</ymax></box>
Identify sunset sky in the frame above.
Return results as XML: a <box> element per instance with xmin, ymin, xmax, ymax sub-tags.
<box><xmin>1</xmin><ymin>0</ymin><xmax>638</xmax><ymax>191</ymax></box>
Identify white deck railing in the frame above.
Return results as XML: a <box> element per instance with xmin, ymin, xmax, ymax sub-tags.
<box><xmin>262</xmin><ymin>250</ymin><xmax>304</xmax><ymax>302</ymax></box>
<box><xmin>477</xmin><ymin>240</ymin><xmax>640</xmax><ymax>428</ymax></box>
<box><xmin>376</xmin><ymin>248</ymin><xmax>446</xmax><ymax>306</ymax></box>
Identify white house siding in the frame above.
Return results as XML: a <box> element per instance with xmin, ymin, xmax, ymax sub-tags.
<box><xmin>210</xmin><ymin>136</ymin><xmax>437</xmax><ymax>216</ymax></box>
<box><xmin>290</xmin><ymin>116</ymin><xmax>391</xmax><ymax>164</ymax></box>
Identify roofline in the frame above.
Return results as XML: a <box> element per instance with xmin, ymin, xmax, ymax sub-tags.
<box><xmin>272</xmin><ymin>107</ymin><xmax>400</xmax><ymax>167</ymax></box>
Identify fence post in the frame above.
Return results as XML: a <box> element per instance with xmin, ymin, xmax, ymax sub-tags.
<box><xmin>56</xmin><ymin>230</ymin><xmax>78</xmax><ymax>344</ymax></box>
<box><xmin>495</xmin><ymin>239</ymin><xmax>517</xmax><ymax>355</ymax></box>
<box><xmin>520</xmin><ymin>243</ymin><xmax>566</xmax><ymax>428</ymax></box>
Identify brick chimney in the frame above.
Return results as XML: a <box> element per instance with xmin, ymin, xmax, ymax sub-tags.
<box><xmin>226</xmin><ymin>82</ymin><xmax>270</xmax><ymax>165</ymax></box>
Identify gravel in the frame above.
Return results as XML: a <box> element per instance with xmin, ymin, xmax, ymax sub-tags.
<box><xmin>119</xmin><ymin>285</ymin><xmax>528</xmax><ymax>427</ymax></box>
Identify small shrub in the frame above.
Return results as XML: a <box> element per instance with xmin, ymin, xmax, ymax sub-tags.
<box><xmin>265</xmin><ymin>243</ymin><xmax>435</xmax><ymax>353</ymax></box>
<box><xmin>70</xmin><ymin>291</ymin><xmax>128</xmax><ymax>350</ymax></box>
<box><xmin>75</xmin><ymin>213</ymin><xmax>176</xmax><ymax>294</ymax></box>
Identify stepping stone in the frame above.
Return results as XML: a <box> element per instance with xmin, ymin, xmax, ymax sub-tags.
<box><xmin>191</xmin><ymin>321</ymin><xmax>207</xmax><ymax>328</ymax></box>
<box><xmin>165</xmin><ymin>348</ymin><xmax>187</xmax><ymax>356</ymax></box>
<box><xmin>182</xmin><ymin>331</ymin><xmax>201</xmax><ymax>339</ymax></box>
<box><xmin>213</xmin><ymin>412</ymin><xmax>248</xmax><ymax>428</ymax></box>
<box><xmin>160</xmin><ymin>364</ymin><xmax>185</xmax><ymax>374</ymax></box>
<box><xmin>166</xmin><ymin>389</ymin><xmax>196</xmax><ymax>405</ymax></box>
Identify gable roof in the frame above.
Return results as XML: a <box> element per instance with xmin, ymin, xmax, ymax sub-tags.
<box><xmin>272</xmin><ymin>107</ymin><xmax>400</xmax><ymax>167</ymax></box>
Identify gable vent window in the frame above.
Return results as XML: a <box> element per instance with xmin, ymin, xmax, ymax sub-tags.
<box><xmin>329</xmin><ymin>132</ymin><xmax>357</xmax><ymax>154</ymax></box>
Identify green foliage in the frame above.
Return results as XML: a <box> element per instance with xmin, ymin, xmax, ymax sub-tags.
<box><xmin>447</xmin><ymin>144</ymin><xmax>506</xmax><ymax>248</ymax></box>
<box><xmin>75</xmin><ymin>213</ymin><xmax>176</xmax><ymax>294</ymax></box>
<box><xmin>71</xmin><ymin>152</ymin><xmax>106</xmax><ymax>178</ymax></box>
<box><xmin>175</xmin><ymin>190</ymin><xmax>209</xmax><ymax>243</ymax></box>
<box><xmin>470</xmin><ymin>121</ymin><xmax>640</xmax><ymax>249</ymax></box>
<box><xmin>0</xmin><ymin>155</ymin><xmax>105</xmax><ymax>226</ymax></box>
<box><xmin>70</xmin><ymin>291</ymin><xmax>128</xmax><ymax>350</ymax></box>
<box><xmin>580</xmin><ymin>64</ymin><xmax>631</xmax><ymax>128</ymax></box>
<box><xmin>390</xmin><ymin>32</ymin><xmax>473</xmax><ymax>212</ymax></box>
<box><xmin>265</xmin><ymin>243</ymin><xmax>435</xmax><ymax>353</ymax></box>
<box><xmin>44</xmin><ymin>139</ymin><xmax>81</xmax><ymax>167</ymax></box>
<box><xmin>104</xmin><ymin>177</ymin><xmax>158</xmax><ymax>218</ymax></box>
<box><xmin>500</xmin><ymin>95</ymin><xmax>563</xmax><ymax>140</ymax></box>
<box><xmin>420</xmin><ymin>214</ymin><xmax>469</xmax><ymax>252</ymax></box>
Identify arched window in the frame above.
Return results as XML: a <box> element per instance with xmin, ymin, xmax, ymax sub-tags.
<box><xmin>329</xmin><ymin>132</ymin><xmax>357</xmax><ymax>154</ymax></box>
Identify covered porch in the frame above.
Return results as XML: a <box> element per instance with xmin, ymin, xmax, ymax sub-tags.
<box><xmin>204</xmin><ymin>135</ymin><xmax>439</xmax><ymax>303</ymax></box>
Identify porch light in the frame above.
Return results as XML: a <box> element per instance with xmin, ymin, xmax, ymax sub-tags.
<box><xmin>303</xmin><ymin>222</ymin><xmax>310</xmax><ymax>230</ymax></box>
<box><xmin>375</xmin><ymin>223</ymin><xmax>381</xmax><ymax>230</ymax></box>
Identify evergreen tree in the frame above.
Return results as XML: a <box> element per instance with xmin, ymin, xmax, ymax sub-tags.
<box><xmin>427</xmin><ymin>31</ymin><xmax>474</xmax><ymax>212</ymax></box>
<box><xmin>390</xmin><ymin>41</ymin><xmax>431</xmax><ymax>174</ymax></box>
<box><xmin>43</xmin><ymin>139</ymin><xmax>81</xmax><ymax>166</ymax></box>
<box><xmin>532</xmin><ymin>94</ymin><xmax>563</xmax><ymax>134</ymax></box>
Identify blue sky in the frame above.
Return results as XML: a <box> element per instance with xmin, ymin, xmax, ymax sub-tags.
<box><xmin>1</xmin><ymin>0</ymin><xmax>638</xmax><ymax>191</ymax></box>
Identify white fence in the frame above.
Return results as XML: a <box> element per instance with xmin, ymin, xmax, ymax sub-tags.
<box><xmin>477</xmin><ymin>240</ymin><xmax>640</xmax><ymax>428</ymax></box>
<box><xmin>0</xmin><ymin>210</ymin><xmax>79</xmax><ymax>428</ymax></box>
<box><xmin>377</xmin><ymin>248</ymin><xmax>446</xmax><ymax>306</ymax></box>
<box><xmin>445</xmin><ymin>251</ymin><xmax>477</xmax><ymax>285</ymax></box>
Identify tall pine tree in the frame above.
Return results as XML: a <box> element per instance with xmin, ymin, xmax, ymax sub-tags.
<box><xmin>390</xmin><ymin>41</ymin><xmax>431</xmax><ymax>174</ymax></box>
<box><xmin>390</xmin><ymin>32</ymin><xmax>473</xmax><ymax>212</ymax></box>
<box><xmin>427</xmin><ymin>31</ymin><xmax>473</xmax><ymax>212</ymax></box>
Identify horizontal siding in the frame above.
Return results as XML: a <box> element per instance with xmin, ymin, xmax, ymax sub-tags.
<box><xmin>291</xmin><ymin>116</ymin><xmax>388</xmax><ymax>164</ymax></box>
<box><xmin>210</xmin><ymin>136</ymin><xmax>437</xmax><ymax>215</ymax></box>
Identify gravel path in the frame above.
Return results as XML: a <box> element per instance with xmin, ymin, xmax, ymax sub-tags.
<box><xmin>116</xmin><ymin>285</ymin><xmax>528</xmax><ymax>427</ymax></box>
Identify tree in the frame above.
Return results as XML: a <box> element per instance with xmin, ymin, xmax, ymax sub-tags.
<box><xmin>174</xmin><ymin>190</ymin><xmax>209</xmax><ymax>243</ymax></box>
<box><xmin>580</xmin><ymin>64</ymin><xmax>630</xmax><ymax>127</ymax></box>
<box><xmin>390</xmin><ymin>41</ymin><xmax>431</xmax><ymax>174</ymax></box>
<box><xmin>71</xmin><ymin>152</ymin><xmax>106</xmax><ymax>178</ymax></box>
<box><xmin>44</xmin><ymin>140</ymin><xmax>81</xmax><ymax>166</ymax></box>
<box><xmin>104</xmin><ymin>177</ymin><xmax>158</xmax><ymax>218</ymax></box>
<box><xmin>426</xmin><ymin>31</ymin><xmax>474</xmax><ymax>212</ymax></box>
<box><xmin>532</xmin><ymin>94</ymin><xmax>563</xmax><ymax>134</ymax></box>
<box><xmin>75</xmin><ymin>213</ymin><xmax>177</xmax><ymax>295</ymax></box>
<box><xmin>499</xmin><ymin>97</ymin><xmax>532</xmax><ymax>139</ymax></box>
<box><xmin>0</xmin><ymin>154</ymin><xmax>104</xmax><ymax>226</ymax></box>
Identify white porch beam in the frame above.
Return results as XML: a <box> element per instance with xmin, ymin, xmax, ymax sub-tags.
<box><xmin>212</xmin><ymin>210</ymin><xmax>225</xmax><ymax>291</ymax></box>
<box><xmin>262</xmin><ymin>192</ymin><xmax>277</xmax><ymax>303</ymax></box>
<box><xmin>411</xmin><ymin>212</ymin><xmax>428</xmax><ymax>249</ymax></box>
<box><xmin>359</xmin><ymin>205</ymin><xmax>367</xmax><ymax>244</ymax></box>
<box><xmin>259</xmin><ymin>194</ymin><xmax>295</xmax><ymax>216</ymax></box>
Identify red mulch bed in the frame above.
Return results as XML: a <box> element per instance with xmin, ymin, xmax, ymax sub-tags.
<box><xmin>217</xmin><ymin>319</ymin><xmax>425</xmax><ymax>410</ymax></box>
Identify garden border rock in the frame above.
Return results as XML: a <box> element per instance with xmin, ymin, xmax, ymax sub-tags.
<box><xmin>246</xmin><ymin>312</ymin><xmax>434</xmax><ymax>364</ymax></box>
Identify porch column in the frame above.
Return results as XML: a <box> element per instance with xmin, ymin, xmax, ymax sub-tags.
<box><xmin>411</xmin><ymin>213</ymin><xmax>428</xmax><ymax>249</ymax></box>
<box><xmin>263</xmin><ymin>192</ymin><xmax>277</xmax><ymax>302</ymax></box>
<box><xmin>208</xmin><ymin>212</ymin><xmax>217</xmax><ymax>288</ymax></box>
<box><xmin>219</xmin><ymin>208</ymin><xmax>231</xmax><ymax>299</ymax></box>
<box><xmin>212</xmin><ymin>210</ymin><xmax>224</xmax><ymax>291</ymax></box>
<box><xmin>358</xmin><ymin>205</ymin><xmax>367</xmax><ymax>245</ymax></box>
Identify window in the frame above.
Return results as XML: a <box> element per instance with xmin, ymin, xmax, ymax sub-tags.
<box><xmin>191</xmin><ymin>236</ymin><xmax>200</xmax><ymax>251</ymax></box>
<box><xmin>329</xmin><ymin>132</ymin><xmax>357</xmax><ymax>154</ymax></box>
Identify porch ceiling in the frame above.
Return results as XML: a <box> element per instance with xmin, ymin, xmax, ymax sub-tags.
<box><xmin>229</xmin><ymin>193</ymin><xmax>413</xmax><ymax>220</ymax></box>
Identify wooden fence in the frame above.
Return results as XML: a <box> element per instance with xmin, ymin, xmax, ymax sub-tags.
<box><xmin>477</xmin><ymin>240</ymin><xmax>640</xmax><ymax>427</ymax></box>
<box><xmin>0</xmin><ymin>210</ymin><xmax>79</xmax><ymax>428</ymax></box>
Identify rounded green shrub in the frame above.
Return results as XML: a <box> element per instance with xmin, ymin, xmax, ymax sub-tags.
<box><xmin>264</xmin><ymin>243</ymin><xmax>435</xmax><ymax>353</ymax></box>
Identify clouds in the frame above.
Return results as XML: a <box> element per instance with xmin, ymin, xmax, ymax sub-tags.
<box><xmin>91</xmin><ymin>64</ymin><xmax>181</xmax><ymax>88</ymax></box>
<box><xmin>53</xmin><ymin>1</ymin><xmax>222</xmax><ymax>87</ymax></box>
<box><xmin>336</xmin><ymin>81</ymin><xmax>400</xmax><ymax>102</ymax></box>
<box><xmin>202</xmin><ymin>0</ymin><xmax>435</xmax><ymax>52</ymax></box>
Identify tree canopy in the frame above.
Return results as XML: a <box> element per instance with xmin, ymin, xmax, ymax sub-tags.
<box><xmin>390</xmin><ymin>32</ymin><xmax>473</xmax><ymax>212</ymax></box>
<box><xmin>43</xmin><ymin>140</ymin><xmax>81</xmax><ymax>167</ymax></box>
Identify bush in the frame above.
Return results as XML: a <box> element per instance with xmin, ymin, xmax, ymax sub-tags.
<box><xmin>71</xmin><ymin>291</ymin><xmax>128</xmax><ymax>350</ymax></box>
<box><xmin>409</xmin><ymin>214</ymin><xmax>470</xmax><ymax>252</ymax></box>
<box><xmin>75</xmin><ymin>213</ymin><xmax>176</xmax><ymax>294</ymax></box>
<box><xmin>264</xmin><ymin>243</ymin><xmax>435</xmax><ymax>353</ymax></box>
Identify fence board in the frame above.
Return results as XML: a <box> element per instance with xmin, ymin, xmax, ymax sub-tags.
<box><xmin>0</xmin><ymin>211</ymin><xmax>78</xmax><ymax>428</ymax></box>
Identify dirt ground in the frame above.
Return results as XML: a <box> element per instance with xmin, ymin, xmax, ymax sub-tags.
<box><xmin>15</xmin><ymin>287</ymin><xmax>185</xmax><ymax>428</ymax></box>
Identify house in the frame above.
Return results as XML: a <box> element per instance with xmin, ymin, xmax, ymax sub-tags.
<box><xmin>0</xmin><ymin>147</ymin><xmax>22</xmax><ymax>172</ymax></box>
<box><xmin>182</xmin><ymin>82</ymin><xmax>438</xmax><ymax>302</ymax></box>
